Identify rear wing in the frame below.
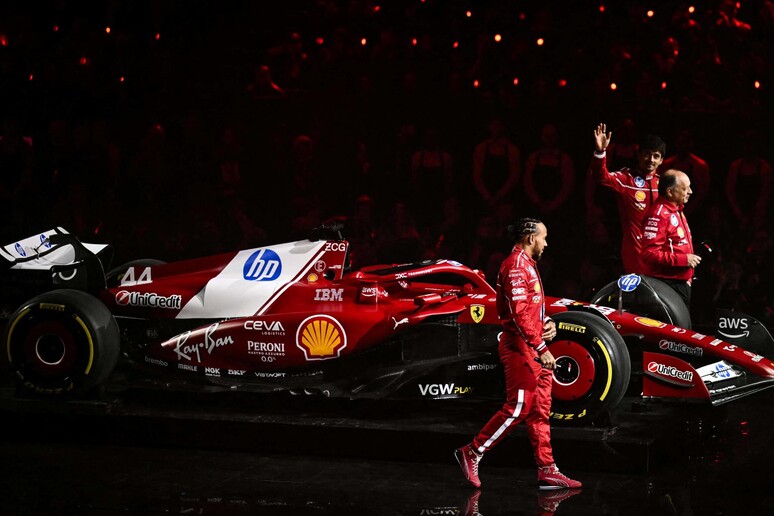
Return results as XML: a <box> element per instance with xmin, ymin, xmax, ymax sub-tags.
<box><xmin>1</xmin><ymin>228</ymin><xmax>113</xmax><ymax>307</ymax></box>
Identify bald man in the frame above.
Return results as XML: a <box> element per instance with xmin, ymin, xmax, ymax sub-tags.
<box><xmin>640</xmin><ymin>169</ymin><xmax>702</xmax><ymax>306</ymax></box>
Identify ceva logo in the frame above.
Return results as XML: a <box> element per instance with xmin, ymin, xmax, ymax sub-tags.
<box><xmin>243</xmin><ymin>249</ymin><xmax>282</xmax><ymax>281</ymax></box>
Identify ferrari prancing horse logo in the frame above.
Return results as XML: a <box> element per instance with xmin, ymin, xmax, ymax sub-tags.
<box><xmin>470</xmin><ymin>304</ymin><xmax>485</xmax><ymax>323</ymax></box>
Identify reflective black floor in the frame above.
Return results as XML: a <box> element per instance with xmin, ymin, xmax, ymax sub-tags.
<box><xmin>2</xmin><ymin>389</ymin><xmax>773</xmax><ymax>515</ymax></box>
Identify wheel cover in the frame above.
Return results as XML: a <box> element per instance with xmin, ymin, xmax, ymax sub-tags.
<box><xmin>22</xmin><ymin>320</ymin><xmax>79</xmax><ymax>377</ymax></box>
<box><xmin>550</xmin><ymin>340</ymin><xmax>596</xmax><ymax>401</ymax></box>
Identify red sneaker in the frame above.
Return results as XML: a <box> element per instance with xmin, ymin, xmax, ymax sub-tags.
<box><xmin>454</xmin><ymin>445</ymin><xmax>482</xmax><ymax>488</ymax></box>
<box><xmin>537</xmin><ymin>464</ymin><xmax>582</xmax><ymax>490</ymax></box>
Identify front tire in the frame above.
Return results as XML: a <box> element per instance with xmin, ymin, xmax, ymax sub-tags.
<box><xmin>549</xmin><ymin>311</ymin><xmax>630</xmax><ymax>426</ymax></box>
<box><xmin>3</xmin><ymin>289</ymin><xmax>120</xmax><ymax>397</ymax></box>
<box><xmin>590</xmin><ymin>275</ymin><xmax>692</xmax><ymax>329</ymax></box>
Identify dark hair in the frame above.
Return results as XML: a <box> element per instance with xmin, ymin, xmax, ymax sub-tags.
<box><xmin>638</xmin><ymin>134</ymin><xmax>666</xmax><ymax>156</ymax></box>
<box><xmin>507</xmin><ymin>217</ymin><xmax>543</xmax><ymax>242</ymax></box>
<box><xmin>658</xmin><ymin>171</ymin><xmax>678</xmax><ymax>196</ymax></box>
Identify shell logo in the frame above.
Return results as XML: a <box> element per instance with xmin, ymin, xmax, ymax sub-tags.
<box><xmin>296</xmin><ymin>315</ymin><xmax>347</xmax><ymax>360</ymax></box>
<box><xmin>635</xmin><ymin>316</ymin><xmax>666</xmax><ymax>328</ymax></box>
<box><xmin>635</xmin><ymin>191</ymin><xmax>646</xmax><ymax>202</ymax></box>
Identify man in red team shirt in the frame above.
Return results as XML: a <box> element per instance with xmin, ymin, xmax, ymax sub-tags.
<box><xmin>454</xmin><ymin>218</ymin><xmax>581</xmax><ymax>491</ymax></box>
<box><xmin>640</xmin><ymin>169</ymin><xmax>702</xmax><ymax>307</ymax></box>
<box><xmin>591</xmin><ymin>122</ymin><xmax>666</xmax><ymax>274</ymax></box>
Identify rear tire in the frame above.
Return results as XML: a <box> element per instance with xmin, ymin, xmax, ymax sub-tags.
<box><xmin>3</xmin><ymin>289</ymin><xmax>119</xmax><ymax>397</ymax></box>
<box><xmin>549</xmin><ymin>311</ymin><xmax>630</xmax><ymax>426</ymax></box>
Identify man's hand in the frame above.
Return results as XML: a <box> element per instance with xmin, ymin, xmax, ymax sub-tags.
<box><xmin>594</xmin><ymin>123</ymin><xmax>612</xmax><ymax>152</ymax></box>
<box><xmin>541</xmin><ymin>319</ymin><xmax>557</xmax><ymax>342</ymax></box>
<box><xmin>687</xmin><ymin>254</ymin><xmax>702</xmax><ymax>268</ymax></box>
<box><xmin>539</xmin><ymin>350</ymin><xmax>556</xmax><ymax>370</ymax></box>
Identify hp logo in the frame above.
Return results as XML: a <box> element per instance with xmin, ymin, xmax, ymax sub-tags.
<box><xmin>243</xmin><ymin>249</ymin><xmax>282</xmax><ymax>281</ymax></box>
<box><xmin>617</xmin><ymin>274</ymin><xmax>641</xmax><ymax>292</ymax></box>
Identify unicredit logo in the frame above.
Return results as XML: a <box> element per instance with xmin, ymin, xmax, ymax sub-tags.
<box><xmin>116</xmin><ymin>290</ymin><xmax>182</xmax><ymax>309</ymax></box>
<box><xmin>647</xmin><ymin>361</ymin><xmax>694</xmax><ymax>382</ymax></box>
<box><xmin>658</xmin><ymin>340</ymin><xmax>703</xmax><ymax>357</ymax></box>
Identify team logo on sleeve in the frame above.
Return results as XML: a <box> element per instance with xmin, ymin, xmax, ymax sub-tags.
<box><xmin>634</xmin><ymin>177</ymin><xmax>645</xmax><ymax>187</ymax></box>
<box><xmin>670</xmin><ymin>214</ymin><xmax>679</xmax><ymax>227</ymax></box>
<box><xmin>470</xmin><ymin>304</ymin><xmax>485</xmax><ymax>323</ymax></box>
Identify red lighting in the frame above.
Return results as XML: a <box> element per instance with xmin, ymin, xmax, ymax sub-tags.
<box><xmin>512</xmin><ymin>78</ymin><xmax>519</xmax><ymax>86</ymax></box>
<box><xmin>28</xmin><ymin>74</ymin><xmax>34</xmax><ymax>81</ymax></box>
<box><xmin>373</xmin><ymin>5</ymin><xmax>380</xmax><ymax>12</ymax></box>
<box><xmin>519</xmin><ymin>12</ymin><xmax>526</xmax><ymax>20</ymax></box>
<box><xmin>558</xmin><ymin>79</ymin><xmax>567</xmax><ymax>87</ymax></box>
<box><xmin>647</xmin><ymin>10</ymin><xmax>654</xmax><ymax>17</ymax></box>
<box><xmin>466</xmin><ymin>10</ymin><xmax>472</xmax><ymax>18</ymax></box>
<box><xmin>0</xmin><ymin>34</ymin><xmax>7</xmax><ymax>47</ymax></box>
<box><xmin>105</xmin><ymin>27</ymin><xmax>111</xmax><ymax>34</ymax></box>
<box><xmin>361</xmin><ymin>38</ymin><xmax>367</xmax><ymax>46</ymax></box>
<box><xmin>79</xmin><ymin>56</ymin><xmax>88</xmax><ymax>66</ymax></box>
<box><xmin>673</xmin><ymin>50</ymin><xmax>679</xmax><ymax>56</ymax></box>
<box><xmin>411</xmin><ymin>37</ymin><xmax>417</xmax><ymax>46</ymax></box>
<box><xmin>155</xmin><ymin>33</ymin><xmax>160</xmax><ymax>41</ymax></box>
<box><xmin>316</xmin><ymin>37</ymin><xmax>324</xmax><ymax>45</ymax></box>
<box><xmin>536</xmin><ymin>38</ymin><xmax>544</xmax><ymax>46</ymax></box>
<box><xmin>610</xmin><ymin>82</ymin><xmax>617</xmax><ymax>90</ymax></box>
<box><xmin>53</xmin><ymin>25</ymin><xmax>59</xmax><ymax>32</ymax></box>
<box><xmin>755</xmin><ymin>81</ymin><xmax>761</xmax><ymax>89</ymax></box>
<box><xmin>599</xmin><ymin>5</ymin><xmax>605</xmax><ymax>12</ymax></box>
<box><xmin>494</xmin><ymin>34</ymin><xmax>502</xmax><ymax>43</ymax></box>
<box><xmin>473</xmin><ymin>79</ymin><xmax>480</xmax><ymax>88</ymax></box>
<box><xmin>120</xmin><ymin>76</ymin><xmax>125</xmax><ymax>82</ymax></box>
<box><xmin>453</xmin><ymin>41</ymin><xmax>459</xmax><ymax>48</ymax></box>
<box><xmin>736</xmin><ymin>2</ymin><xmax>741</xmax><ymax>8</ymax></box>
<box><xmin>661</xmin><ymin>81</ymin><xmax>667</xmax><ymax>89</ymax></box>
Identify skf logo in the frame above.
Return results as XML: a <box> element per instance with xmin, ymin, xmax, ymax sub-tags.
<box><xmin>296</xmin><ymin>315</ymin><xmax>347</xmax><ymax>360</ymax></box>
<box><xmin>558</xmin><ymin>322</ymin><xmax>586</xmax><ymax>333</ymax></box>
<box><xmin>314</xmin><ymin>288</ymin><xmax>343</xmax><ymax>302</ymax></box>
<box><xmin>470</xmin><ymin>304</ymin><xmax>485</xmax><ymax>323</ymax></box>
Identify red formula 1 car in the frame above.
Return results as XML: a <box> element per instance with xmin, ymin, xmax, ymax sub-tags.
<box><xmin>2</xmin><ymin>226</ymin><xmax>773</xmax><ymax>426</ymax></box>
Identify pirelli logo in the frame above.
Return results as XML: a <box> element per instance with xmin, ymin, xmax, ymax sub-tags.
<box><xmin>39</xmin><ymin>303</ymin><xmax>66</xmax><ymax>312</ymax></box>
<box><xmin>558</xmin><ymin>322</ymin><xmax>586</xmax><ymax>333</ymax></box>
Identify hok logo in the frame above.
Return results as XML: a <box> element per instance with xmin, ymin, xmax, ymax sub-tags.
<box><xmin>243</xmin><ymin>248</ymin><xmax>282</xmax><ymax>281</ymax></box>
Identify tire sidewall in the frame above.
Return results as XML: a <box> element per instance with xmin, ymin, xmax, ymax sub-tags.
<box><xmin>549</xmin><ymin>311</ymin><xmax>631</xmax><ymax>425</ymax></box>
<box><xmin>4</xmin><ymin>289</ymin><xmax>119</xmax><ymax>396</ymax></box>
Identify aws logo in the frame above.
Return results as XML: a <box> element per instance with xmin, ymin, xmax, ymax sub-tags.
<box><xmin>718</xmin><ymin>317</ymin><xmax>749</xmax><ymax>339</ymax></box>
<box><xmin>296</xmin><ymin>315</ymin><xmax>347</xmax><ymax>360</ymax></box>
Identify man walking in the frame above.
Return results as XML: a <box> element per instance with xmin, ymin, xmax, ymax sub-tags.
<box><xmin>454</xmin><ymin>218</ymin><xmax>581</xmax><ymax>490</ymax></box>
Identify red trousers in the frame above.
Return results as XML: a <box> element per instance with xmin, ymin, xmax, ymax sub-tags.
<box><xmin>471</xmin><ymin>338</ymin><xmax>555</xmax><ymax>467</ymax></box>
